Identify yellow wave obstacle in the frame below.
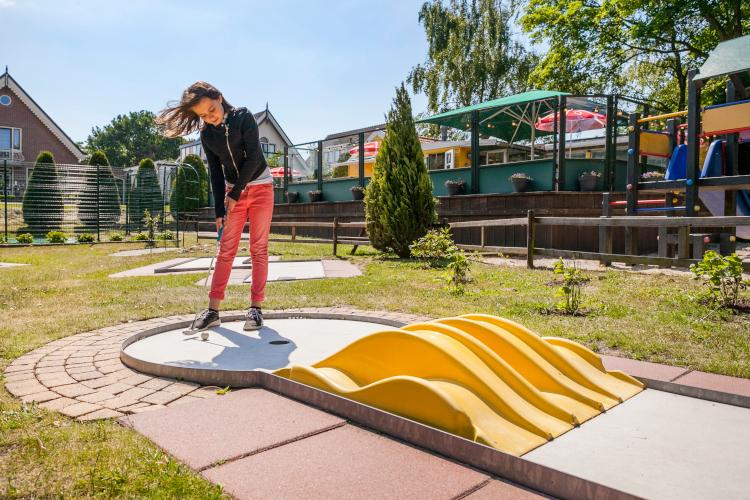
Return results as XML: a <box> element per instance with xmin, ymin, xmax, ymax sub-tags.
<box><xmin>273</xmin><ymin>314</ymin><xmax>643</xmax><ymax>456</ymax></box>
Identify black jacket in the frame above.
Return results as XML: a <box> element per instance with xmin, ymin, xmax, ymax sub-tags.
<box><xmin>200</xmin><ymin>107</ymin><xmax>268</xmax><ymax>218</ymax></box>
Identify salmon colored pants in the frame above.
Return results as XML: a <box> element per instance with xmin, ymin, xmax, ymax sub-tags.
<box><xmin>209</xmin><ymin>183</ymin><xmax>274</xmax><ymax>303</ymax></box>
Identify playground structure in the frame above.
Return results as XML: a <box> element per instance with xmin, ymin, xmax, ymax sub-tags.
<box><xmin>621</xmin><ymin>35</ymin><xmax>750</xmax><ymax>258</ymax></box>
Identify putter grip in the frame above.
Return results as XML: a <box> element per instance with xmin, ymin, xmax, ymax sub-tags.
<box><xmin>217</xmin><ymin>225</ymin><xmax>224</xmax><ymax>241</ymax></box>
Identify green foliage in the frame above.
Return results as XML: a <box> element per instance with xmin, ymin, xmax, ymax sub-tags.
<box><xmin>127</xmin><ymin>158</ymin><xmax>162</xmax><ymax>229</ymax></box>
<box><xmin>157</xmin><ymin>230</ymin><xmax>174</xmax><ymax>241</ymax></box>
<box><xmin>331</xmin><ymin>164</ymin><xmax>349</xmax><ymax>178</ymax></box>
<box><xmin>109</xmin><ymin>232</ymin><xmax>124</xmax><ymax>242</ymax></box>
<box><xmin>77</xmin><ymin>233</ymin><xmax>96</xmax><ymax>243</ymax></box>
<box><xmin>553</xmin><ymin>258</ymin><xmax>588</xmax><ymax>314</ymax></box>
<box><xmin>690</xmin><ymin>251</ymin><xmax>748</xmax><ymax>308</ymax></box>
<box><xmin>266</xmin><ymin>151</ymin><xmax>284</xmax><ymax>168</ymax></box>
<box><xmin>409</xmin><ymin>0</ymin><xmax>537</xmax><ymax>114</ymax></box>
<box><xmin>0</xmin><ymin>235</ymin><xmax>5</xmax><ymax>244</ymax></box>
<box><xmin>85</xmin><ymin>110</ymin><xmax>184</xmax><ymax>168</ymax></box>
<box><xmin>46</xmin><ymin>231</ymin><xmax>67</xmax><ymax>244</ymax></box>
<box><xmin>16</xmin><ymin>233</ymin><xmax>33</xmax><ymax>244</ymax></box>
<box><xmin>444</xmin><ymin>249</ymin><xmax>471</xmax><ymax>294</ymax></box>
<box><xmin>132</xmin><ymin>232</ymin><xmax>148</xmax><ymax>241</ymax></box>
<box><xmin>171</xmin><ymin>155</ymin><xmax>206</xmax><ymax>214</ymax></box>
<box><xmin>365</xmin><ymin>84</ymin><xmax>437</xmax><ymax>258</ymax></box>
<box><xmin>142</xmin><ymin>209</ymin><xmax>158</xmax><ymax>247</ymax></box>
<box><xmin>520</xmin><ymin>0</ymin><xmax>750</xmax><ymax>110</ymax></box>
<box><xmin>77</xmin><ymin>150</ymin><xmax>122</xmax><ymax>230</ymax></box>
<box><xmin>22</xmin><ymin>151</ymin><xmax>64</xmax><ymax>235</ymax></box>
<box><xmin>410</xmin><ymin>227</ymin><xmax>457</xmax><ymax>267</ymax></box>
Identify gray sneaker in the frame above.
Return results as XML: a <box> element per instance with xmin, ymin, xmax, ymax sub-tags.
<box><xmin>186</xmin><ymin>309</ymin><xmax>220</xmax><ymax>333</ymax></box>
<box><xmin>244</xmin><ymin>307</ymin><xmax>263</xmax><ymax>331</ymax></box>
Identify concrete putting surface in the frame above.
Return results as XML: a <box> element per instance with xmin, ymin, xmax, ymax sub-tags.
<box><xmin>524</xmin><ymin>389</ymin><xmax>750</xmax><ymax>499</ymax></box>
<box><xmin>243</xmin><ymin>260</ymin><xmax>325</xmax><ymax>282</ymax></box>
<box><xmin>122</xmin><ymin>318</ymin><xmax>388</xmax><ymax>372</ymax></box>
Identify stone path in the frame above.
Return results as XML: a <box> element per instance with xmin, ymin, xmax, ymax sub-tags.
<box><xmin>3</xmin><ymin>308</ymin><xmax>424</xmax><ymax>421</ymax></box>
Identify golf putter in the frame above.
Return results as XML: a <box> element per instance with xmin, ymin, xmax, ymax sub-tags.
<box><xmin>183</xmin><ymin>217</ymin><xmax>226</xmax><ymax>339</ymax></box>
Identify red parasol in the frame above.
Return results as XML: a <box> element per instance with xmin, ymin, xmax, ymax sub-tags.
<box><xmin>535</xmin><ymin>109</ymin><xmax>606</xmax><ymax>133</ymax></box>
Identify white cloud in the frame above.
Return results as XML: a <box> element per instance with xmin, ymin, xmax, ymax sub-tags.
<box><xmin>0</xmin><ymin>0</ymin><xmax>16</xmax><ymax>7</ymax></box>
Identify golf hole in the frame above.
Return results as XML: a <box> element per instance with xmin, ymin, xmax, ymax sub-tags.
<box><xmin>269</xmin><ymin>340</ymin><xmax>291</xmax><ymax>345</ymax></box>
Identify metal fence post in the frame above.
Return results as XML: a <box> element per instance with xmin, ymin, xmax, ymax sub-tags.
<box><xmin>125</xmin><ymin>172</ymin><xmax>130</xmax><ymax>235</ymax></box>
<box><xmin>3</xmin><ymin>160</ymin><xmax>8</xmax><ymax>242</ymax></box>
<box><xmin>526</xmin><ymin>210</ymin><xmax>535</xmax><ymax>269</ymax></box>
<box><xmin>96</xmin><ymin>163</ymin><xmax>101</xmax><ymax>241</ymax></box>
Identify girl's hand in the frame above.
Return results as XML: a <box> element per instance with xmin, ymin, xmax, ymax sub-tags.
<box><xmin>215</xmin><ymin>218</ymin><xmax>223</xmax><ymax>232</ymax></box>
<box><xmin>225</xmin><ymin>196</ymin><xmax>237</xmax><ymax>214</ymax></box>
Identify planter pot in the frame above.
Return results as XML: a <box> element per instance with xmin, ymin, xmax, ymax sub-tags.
<box><xmin>286</xmin><ymin>191</ymin><xmax>299</xmax><ymax>203</ymax></box>
<box><xmin>578</xmin><ymin>175</ymin><xmax>599</xmax><ymax>191</ymax></box>
<box><xmin>445</xmin><ymin>184</ymin><xmax>464</xmax><ymax>196</ymax></box>
<box><xmin>511</xmin><ymin>178</ymin><xmax>530</xmax><ymax>193</ymax></box>
<box><xmin>350</xmin><ymin>189</ymin><xmax>365</xmax><ymax>201</ymax></box>
<box><xmin>308</xmin><ymin>191</ymin><xmax>323</xmax><ymax>203</ymax></box>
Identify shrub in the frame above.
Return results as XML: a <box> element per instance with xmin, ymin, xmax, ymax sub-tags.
<box><xmin>109</xmin><ymin>232</ymin><xmax>125</xmax><ymax>242</ymax></box>
<box><xmin>142</xmin><ymin>209</ymin><xmax>158</xmax><ymax>246</ymax></box>
<box><xmin>77</xmin><ymin>233</ymin><xmax>96</xmax><ymax>243</ymax></box>
<box><xmin>16</xmin><ymin>233</ymin><xmax>33</xmax><ymax>244</ymax></box>
<box><xmin>157</xmin><ymin>230</ymin><xmax>174</xmax><ymax>240</ymax></box>
<box><xmin>553</xmin><ymin>258</ymin><xmax>589</xmax><ymax>314</ymax></box>
<box><xmin>509</xmin><ymin>172</ymin><xmax>534</xmax><ymax>181</ymax></box>
<box><xmin>690</xmin><ymin>251</ymin><xmax>748</xmax><ymax>308</ymax></box>
<box><xmin>77</xmin><ymin>150</ymin><xmax>121</xmax><ymax>230</ymax></box>
<box><xmin>444</xmin><ymin>179</ymin><xmax>465</xmax><ymax>187</ymax></box>
<box><xmin>171</xmin><ymin>154</ymin><xmax>206</xmax><ymax>214</ymax></box>
<box><xmin>46</xmin><ymin>231</ymin><xmax>67</xmax><ymax>244</ymax></box>
<box><xmin>331</xmin><ymin>164</ymin><xmax>349</xmax><ymax>178</ymax></box>
<box><xmin>410</xmin><ymin>227</ymin><xmax>456</xmax><ymax>267</ymax></box>
<box><xmin>127</xmin><ymin>158</ymin><xmax>163</xmax><ymax>229</ymax></box>
<box><xmin>444</xmin><ymin>249</ymin><xmax>471</xmax><ymax>294</ymax></box>
<box><xmin>133</xmin><ymin>232</ymin><xmax>148</xmax><ymax>241</ymax></box>
<box><xmin>0</xmin><ymin>235</ymin><xmax>6</xmax><ymax>244</ymax></box>
<box><xmin>22</xmin><ymin>151</ymin><xmax>64</xmax><ymax>234</ymax></box>
<box><xmin>365</xmin><ymin>84</ymin><xmax>436</xmax><ymax>257</ymax></box>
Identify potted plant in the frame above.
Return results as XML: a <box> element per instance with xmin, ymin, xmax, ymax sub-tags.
<box><xmin>286</xmin><ymin>191</ymin><xmax>299</xmax><ymax>203</ymax></box>
<box><xmin>308</xmin><ymin>189</ymin><xmax>323</xmax><ymax>202</ymax></box>
<box><xmin>444</xmin><ymin>179</ymin><xmax>465</xmax><ymax>196</ymax></box>
<box><xmin>640</xmin><ymin>170</ymin><xmax>665</xmax><ymax>182</ymax></box>
<box><xmin>508</xmin><ymin>172</ymin><xmax>533</xmax><ymax>193</ymax></box>
<box><xmin>350</xmin><ymin>185</ymin><xmax>365</xmax><ymax>200</ymax></box>
<box><xmin>578</xmin><ymin>170</ymin><xmax>602</xmax><ymax>191</ymax></box>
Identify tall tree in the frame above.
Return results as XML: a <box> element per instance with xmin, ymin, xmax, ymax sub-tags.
<box><xmin>409</xmin><ymin>0</ymin><xmax>537</xmax><ymax>115</ymax></box>
<box><xmin>77</xmin><ymin>150</ymin><xmax>121</xmax><ymax>231</ymax></box>
<box><xmin>365</xmin><ymin>84</ymin><xmax>436</xmax><ymax>258</ymax></box>
<box><xmin>127</xmin><ymin>158</ymin><xmax>163</xmax><ymax>229</ymax></box>
<box><xmin>520</xmin><ymin>0</ymin><xmax>749</xmax><ymax>110</ymax></box>
<box><xmin>22</xmin><ymin>151</ymin><xmax>64</xmax><ymax>234</ymax></box>
<box><xmin>86</xmin><ymin>111</ymin><xmax>184</xmax><ymax>168</ymax></box>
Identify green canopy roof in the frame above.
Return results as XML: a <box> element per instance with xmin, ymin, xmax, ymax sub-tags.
<box><xmin>417</xmin><ymin>90</ymin><xmax>570</xmax><ymax>142</ymax></box>
<box><xmin>696</xmin><ymin>35</ymin><xmax>750</xmax><ymax>82</ymax></box>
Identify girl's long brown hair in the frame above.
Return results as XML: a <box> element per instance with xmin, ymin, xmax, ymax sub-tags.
<box><xmin>156</xmin><ymin>81</ymin><xmax>233</xmax><ymax>137</ymax></box>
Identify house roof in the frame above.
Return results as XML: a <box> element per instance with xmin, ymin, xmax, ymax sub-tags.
<box><xmin>1</xmin><ymin>69</ymin><xmax>85</xmax><ymax>161</ymax></box>
<box><xmin>324</xmin><ymin>123</ymin><xmax>387</xmax><ymax>141</ymax></box>
<box><xmin>254</xmin><ymin>106</ymin><xmax>293</xmax><ymax>147</ymax></box>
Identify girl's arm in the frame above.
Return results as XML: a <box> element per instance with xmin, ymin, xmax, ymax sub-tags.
<box><xmin>226</xmin><ymin>111</ymin><xmax>267</xmax><ymax>201</ymax></box>
<box><xmin>203</xmin><ymin>141</ymin><xmax>227</xmax><ymax>218</ymax></box>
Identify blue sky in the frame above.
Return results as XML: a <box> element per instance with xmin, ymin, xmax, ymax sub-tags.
<box><xmin>2</xmin><ymin>0</ymin><xmax>437</xmax><ymax>145</ymax></box>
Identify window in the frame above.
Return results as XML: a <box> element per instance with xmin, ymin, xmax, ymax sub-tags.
<box><xmin>261</xmin><ymin>142</ymin><xmax>276</xmax><ymax>155</ymax></box>
<box><xmin>425</xmin><ymin>152</ymin><xmax>446</xmax><ymax>170</ymax></box>
<box><xmin>0</xmin><ymin>127</ymin><xmax>21</xmax><ymax>159</ymax></box>
<box><xmin>0</xmin><ymin>95</ymin><xmax>11</xmax><ymax>106</ymax></box>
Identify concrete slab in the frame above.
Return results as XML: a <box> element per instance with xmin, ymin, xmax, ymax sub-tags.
<box><xmin>122</xmin><ymin>389</ymin><xmax>345</xmax><ymax>470</ymax></box>
<box><xmin>109</xmin><ymin>247</ymin><xmax>179</xmax><ymax>257</ymax></box>
<box><xmin>524</xmin><ymin>389</ymin><xmax>750</xmax><ymax>499</ymax></box>
<box><xmin>155</xmin><ymin>256</ymin><xmax>251</xmax><ymax>273</ymax></box>
<box><xmin>122</xmin><ymin>318</ymin><xmax>389</xmax><ymax>372</ymax></box>
<box><xmin>0</xmin><ymin>262</ymin><xmax>29</xmax><ymax>268</ymax></box>
<box><xmin>109</xmin><ymin>258</ymin><xmax>192</xmax><ymax>278</ymax></box>
<box><xmin>110</xmin><ymin>256</ymin><xmax>279</xmax><ymax>278</ymax></box>
<box><xmin>202</xmin><ymin>424</ymin><xmax>489</xmax><ymax>499</ymax></box>
<box><xmin>243</xmin><ymin>260</ymin><xmax>326</xmax><ymax>282</ymax></box>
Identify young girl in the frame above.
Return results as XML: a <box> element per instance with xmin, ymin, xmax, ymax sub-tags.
<box><xmin>158</xmin><ymin>81</ymin><xmax>274</xmax><ymax>332</ymax></box>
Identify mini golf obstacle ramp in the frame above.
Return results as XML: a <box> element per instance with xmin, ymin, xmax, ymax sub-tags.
<box><xmin>274</xmin><ymin>313</ymin><xmax>643</xmax><ymax>456</ymax></box>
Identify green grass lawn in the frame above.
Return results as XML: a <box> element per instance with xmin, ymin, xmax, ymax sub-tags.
<box><xmin>1</xmin><ymin>235</ymin><xmax>748</xmax><ymax>496</ymax></box>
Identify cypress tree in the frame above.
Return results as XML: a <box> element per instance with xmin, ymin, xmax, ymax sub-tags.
<box><xmin>365</xmin><ymin>84</ymin><xmax>436</xmax><ymax>257</ymax></box>
<box><xmin>128</xmin><ymin>158</ymin><xmax>162</xmax><ymax>228</ymax></box>
<box><xmin>22</xmin><ymin>151</ymin><xmax>64</xmax><ymax>234</ymax></box>
<box><xmin>77</xmin><ymin>150</ymin><xmax>121</xmax><ymax>230</ymax></box>
<box><xmin>171</xmin><ymin>154</ymin><xmax>206</xmax><ymax>213</ymax></box>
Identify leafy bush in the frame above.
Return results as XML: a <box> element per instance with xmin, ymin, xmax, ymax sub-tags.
<box><xmin>552</xmin><ymin>258</ymin><xmax>589</xmax><ymax>314</ymax></box>
<box><xmin>509</xmin><ymin>172</ymin><xmax>534</xmax><ymax>181</ymax></box>
<box><xmin>157</xmin><ymin>230</ymin><xmax>174</xmax><ymax>240</ymax></box>
<box><xmin>0</xmin><ymin>235</ymin><xmax>6</xmax><ymax>244</ymax></box>
<box><xmin>142</xmin><ymin>209</ymin><xmax>158</xmax><ymax>246</ymax></box>
<box><xmin>133</xmin><ymin>232</ymin><xmax>148</xmax><ymax>241</ymax></box>
<box><xmin>690</xmin><ymin>251</ymin><xmax>748</xmax><ymax>308</ymax></box>
<box><xmin>365</xmin><ymin>84</ymin><xmax>436</xmax><ymax>257</ymax></box>
<box><xmin>77</xmin><ymin>233</ymin><xmax>96</xmax><ymax>243</ymax></box>
<box><xmin>444</xmin><ymin>249</ymin><xmax>471</xmax><ymax>294</ymax></box>
<box><xmin>16</xmin><ymin>233</ymin><xmax>33</xmax><ymax>244</ymax></box>
<box><xmin>331</xmin><ymin>164</ymin><xmax>349</xmax><ymax>178</ymax></box>
<box><xmin>109</xmin><ymin>232</ymin><xmax>124</xmax><ymax>241</ymax></box>
<box><xmin>46</xmin><ymin>231</ymin><xmax>66</xmax><ymax>244</ymax></box>
<box><xmin>410</xmin><ymin>227</ymin><xmax>456</xmax><ymax>267</ymax></box>
<box><xmin>22</xmin><ymin>151</ymin><xmax>64</xmax><ymax>234</ymax></box>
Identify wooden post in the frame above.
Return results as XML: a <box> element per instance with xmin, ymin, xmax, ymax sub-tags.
<box><xmin>332</xmin><ymin>217</ymin><xmax>338</xmax><ymax>256</ymax></box>
<box><xmin>556</xmin><ymin>96</ymin><xmax>567</xmax><ymax>191</ymax></box>
<box><xmin>686</xmin><ymin>70</ymin><xmax>701</xmax><ymax>216</ymax></box>
<box><xmin>470</xmin><ymin>110</ymin><xmax>480</xmax><ymax>194</ymax></box>
<box><xmin>291</xmin><ymin>226</ymin><xmax>296</xmax><ymax>241</ymax></box>
<box><xmin>722</xmin><ymin>79</ymin><xmax>737</xmax><ymax>255</ymax></box>
<box><xmin>677</xmin><ymin>225</ymin><xmax>690</xmax><ymax>260</ymax></box>
<box><xmin>526</xmin><ymin>210</ymin><xmax>535</xmax><ymax>269</ymax></box>
<box><xmin>480</xmin><ymin>226</ymin><xmax>486</xmax><ymax>249</ymax></box>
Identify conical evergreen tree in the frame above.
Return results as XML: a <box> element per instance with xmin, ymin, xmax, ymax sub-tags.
<box><xmin>365</xmin><ymin>84</ymin><xmax>436</xmax><ymax>257</ymax></box>
<box><xmin>127</xmin><ymin>158</ymin><xmax>162</xmax><ymax>229</ymax></box>
<box><xmin>22</xmin><ymin>151</ymin><xmax>64</xmax><ymax>234</ymax></box>
<box><xmin>171</xmin><ymin>154</ymin><xmax>206</xmax><ymax>213</ymax></box>
<box><xmin>77</xmin><ymin>150</ymin><xmax>121</xmax><ymax>231</ymax></box>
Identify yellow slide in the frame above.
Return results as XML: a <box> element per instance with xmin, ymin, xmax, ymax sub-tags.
<box><xmin>273</xmin><ymin>314</ymin><xmax>643</xmax><ymax>456</ymax></box>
